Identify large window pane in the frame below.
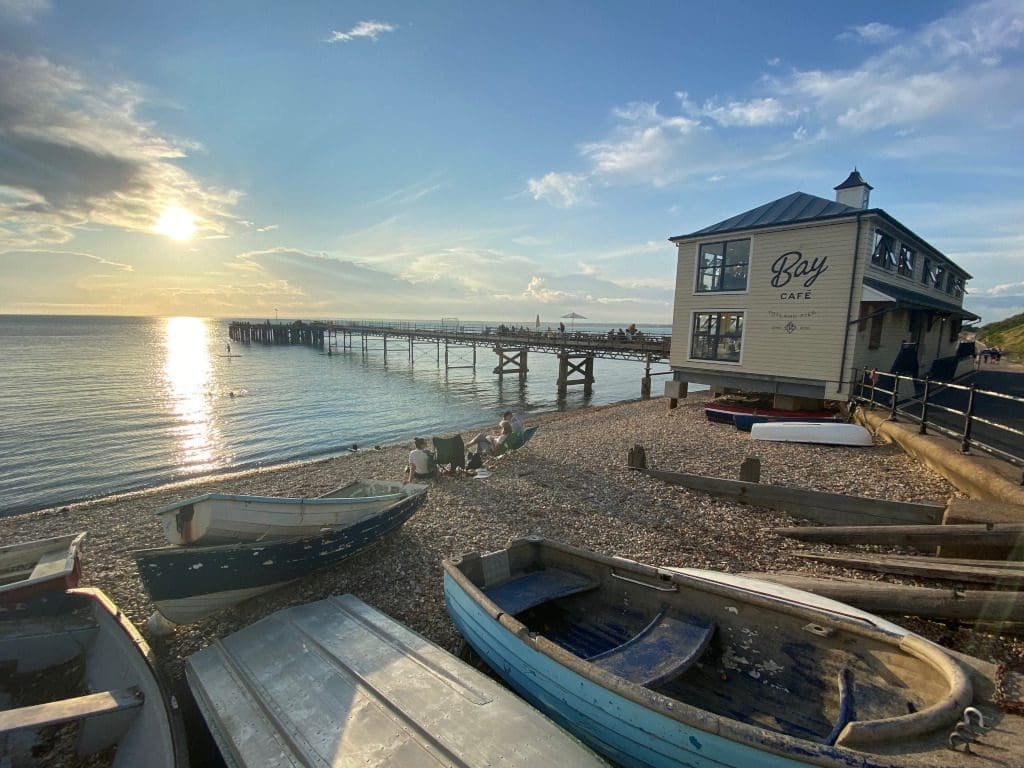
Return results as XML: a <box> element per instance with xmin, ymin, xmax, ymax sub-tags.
<box><xmin>691</xmin><ymin>311</ymin><xmax>743</xmax><ymax>361</ymax></box>
<box><xmin>696</xmin><ymin>239</ymin><xmax>750</xmax><ymax>292</ymax></box>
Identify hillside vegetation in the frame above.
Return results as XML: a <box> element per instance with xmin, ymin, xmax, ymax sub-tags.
<box><xmin>977</xmin><ymin>311</ymin><xmax>1024</xmax><ymax>360</ymax></box>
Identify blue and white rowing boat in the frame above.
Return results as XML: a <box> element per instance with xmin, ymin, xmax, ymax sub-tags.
<box><xmin>135</xmin><ymin>486</ymin><xmax>426</xmax><ymax>624</ymax></box>
<box><xmin>443</xmin><ymin>536</ymin><xmax>1024</xmax><ymax>767</ymax></box>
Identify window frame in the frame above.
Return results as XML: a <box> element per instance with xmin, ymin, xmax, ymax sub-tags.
<box><xmin>871</xmin><ymin>230</ymin><xmax>897</xmax><ymax>270</ymax></box>
<box><xmin>689</xmin><ymin>310</ymin><xmax>744</xmax><ymax>363</ymax></box>
<box><xmin>695</xmin><ymin>239</ymin><xmax>751</xmax><ymax>294</ymax></box>
<box><xmin>898</xmin><ymin>244</ymin><xmax>915</xmax><ymax>278</ymax></box>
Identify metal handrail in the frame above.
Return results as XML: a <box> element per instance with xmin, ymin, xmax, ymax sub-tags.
<box><xmin>852</xmin><ymin>367</ymin><xmax>1024</xmax><ymax>483</ymax></box>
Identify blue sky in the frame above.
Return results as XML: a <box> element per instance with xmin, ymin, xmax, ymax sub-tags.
<box><xmin>1</xmin><ymin>0</ymin><xmax>1022</xmax><ymax>324</ymax></box>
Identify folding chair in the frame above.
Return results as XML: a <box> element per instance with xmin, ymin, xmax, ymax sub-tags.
<box><xmin>432</xmin><ymin>434</ymin><xmax>466</xmax><ymax>476</ymax></box>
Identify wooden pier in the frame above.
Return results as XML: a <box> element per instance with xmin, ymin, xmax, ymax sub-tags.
<box><xmin>228</xmin><ymin>319</ymin><xmax>674</xmax><ymax>397</ymax></box>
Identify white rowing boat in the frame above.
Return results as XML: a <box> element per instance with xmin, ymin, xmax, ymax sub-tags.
<box><xmin>750</xmin><ymin>421</ymin><xmax>873</xmax><ymax>446</ymax></box>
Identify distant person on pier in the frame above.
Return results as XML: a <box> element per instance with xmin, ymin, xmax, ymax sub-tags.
<box><xmin>406</xmin><ymin>437</ymin><xmax>436</xmax><ymax>481</ymax></box>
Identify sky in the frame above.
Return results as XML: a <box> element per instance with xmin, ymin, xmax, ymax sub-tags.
<box><xmin>0</xmin><ymin>0</ymin><xmax>1022</xmax><ymax>325</ymax></box>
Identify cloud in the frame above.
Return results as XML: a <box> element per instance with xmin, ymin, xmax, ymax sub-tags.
<box><xmin>368</xmin><ymin>175</ymin><xmax>446</xmax><ymax>206</ymax></box>
<box><xmin>0</xmin><ymin>0</ymin><xmax>48</xmax><ymax>23</ymax></box>
<box><xmin>528</xmin><ymin>172</ymin><xmax>590</xmax><ymax>208</ymax></box>
<box><xmin>529</xmin><ymin>1</ymin><xmax>1024</xmax><ymax>204</ymax></box>
<box><xmin>840</xmin><ymin>22</ymin><xmax>899</xmax><ymax>44</ymax></box>
<box><xmin>325</xmin><ymin>21</ymin><xmax>396</xmax><ymax>44</ymax></box>
<box><xmin>0</xmin><ymin>54</ymin><xmax>240</xmax><ymax>250</ymax></box>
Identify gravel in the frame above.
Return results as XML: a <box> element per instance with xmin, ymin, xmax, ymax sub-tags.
<box><xmin>3</xmin><ymin>393</ymin><xmax>1021</xmax><ymax>693</ymax></box>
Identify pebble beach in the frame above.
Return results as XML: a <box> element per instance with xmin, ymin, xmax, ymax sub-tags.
<box><xmin>3</xmin><ymin>392</ymin><xmax>1021</xmax><ymax>699</ymax></box>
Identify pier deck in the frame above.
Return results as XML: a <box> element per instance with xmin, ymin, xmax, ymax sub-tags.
<box><xmin>228</xmin><ymin>319</ymin><xmax>674</xmax><ymax>396</ymax></box>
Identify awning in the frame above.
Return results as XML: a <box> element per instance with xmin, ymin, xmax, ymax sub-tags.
<box><xmin>862</xmin><ymin>276</ymin><xmax>979</xmax><ymax>321</ymax></box>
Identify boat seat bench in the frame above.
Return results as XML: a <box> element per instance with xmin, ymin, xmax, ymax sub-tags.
<box><xmin>588</xmin><ymin>611</ymin><xmax>715</xmax><ymax>688</ymax></box>
<box><xmin>483</xmin><ymin>569</ymin><xmax>599</xmax><ymax>616</ymax></box>
<box><xmin>28</xmin><ymin>549</ymin><xmax>71</xmax><ymax>581</ymax></box>
<box><xmin>0</xmin><ymin>687</ymin><xmax>142</xmax><ymax>734</ymax></box>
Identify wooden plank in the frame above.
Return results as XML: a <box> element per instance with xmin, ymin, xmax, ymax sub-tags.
<box><xmin>793</xmin><ymin>552</ymin><xmax>1024</xmax><ymax>586</ymax></box>
<box><xmin>0</xmin><ymin>687</ymin><xmax>141</xmax><ymax>734</ymax></box>
<box><xmin>741</xmin><ymin>572</ymin><xmax>1024</xmax><ymax>622</ymax></box>
<box><xmin>775</xmin><ymin>522</ymin><xmax>1024</xmax><ymax>550</ymax></box>
<box><xmin>643</xmin><ymin>469</ymin><xmax>943</xmax><ymax>526</ymax></box>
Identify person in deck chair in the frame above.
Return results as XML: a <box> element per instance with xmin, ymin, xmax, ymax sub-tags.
<box><xmin>405</xmin><ymin>437</ymin><xmax>436</xmax><ymax>481</ymax></box>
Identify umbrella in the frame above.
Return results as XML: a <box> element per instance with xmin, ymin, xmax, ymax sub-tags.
<box><xmin>560</xmin><ymin>311</ymin><xmax>586</xmax><ymax>330</ymax></box>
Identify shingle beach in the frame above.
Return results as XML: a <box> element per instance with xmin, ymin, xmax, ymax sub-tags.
<box><xmin>2</xmin><ymin>393</ymin><xmax>1020</xmax><ymax>691</ymax></box>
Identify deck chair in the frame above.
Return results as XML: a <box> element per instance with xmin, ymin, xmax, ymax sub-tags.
<box><xmin>432</xmin><ymin>434</ymin><xmax>465</xmax><ymax>476</ymax></box>
<box><xmin>491</xmin><ymin>426</ymin><xmax>537</xmax><ymax>459</ymax></box>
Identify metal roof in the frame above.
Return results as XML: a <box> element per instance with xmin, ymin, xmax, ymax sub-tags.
<box><xmin>672</xmin><ymin>192</ymin><xmax>860</xmax><ymax>239</ymax></box>
<box><xmin>862</xmin><ymin>276</ymin><xmax>979</xmax><ymax>321</ymax></box>
<box><xmin>834</xmin><ymin>169</ymin><xmax>873</xmax><ymax>191</ymax></box>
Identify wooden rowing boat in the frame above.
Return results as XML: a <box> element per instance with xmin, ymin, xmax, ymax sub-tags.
<box><xmin>0</xmin><ymin>532</ymin><xmax>86</xmax><ymax>603</ymax></box>
<box><xmin>443</xmin><ymin>536</ymin><xmax>1024</xmax><ymax>767</ymax></box>
<box><xmin>135</xmin><ymin>486</ymin><xmax>427</xmax><ymax>624</ymax></box>
<box><xmin>0</xmin><ymin>588</ymin><xmax>188</xmax><ymax>767</ymax></box>
<box><xmin>154</xmin><ymin>479</ymin><xmax>424</xmax><ymax>545</ymax></box>
<box><xmin>187</xmin><ymin>594</ymin><xmax>607</xmax><ymax>766</ymax></box>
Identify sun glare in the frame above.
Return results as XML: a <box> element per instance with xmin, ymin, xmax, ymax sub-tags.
<box><xmin>155</xmin><ymin>206</ymin><xmax>196</xmax><ymax>241</ymax></box>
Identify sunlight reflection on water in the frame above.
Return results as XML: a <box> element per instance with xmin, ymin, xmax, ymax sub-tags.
<box><xmin>162</xmin><ymin>317</ymin><xmax>221</xmax><ymax>472</ymax></box>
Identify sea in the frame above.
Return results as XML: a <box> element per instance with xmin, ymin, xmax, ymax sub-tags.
<box><xmin>1</xmin><ymin>315</ymin><xmax>691</xmax><ymax>516</ymax></box>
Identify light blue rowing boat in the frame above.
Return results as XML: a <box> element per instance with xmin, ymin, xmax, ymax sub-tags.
<box><xmin>442</xmin><ymin>536</ymin><xmax>1024</xmax><ymax>768</ymax></box>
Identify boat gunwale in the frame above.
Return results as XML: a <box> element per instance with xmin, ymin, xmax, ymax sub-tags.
<box><xmin>139</xmin><ymin>487</ymin><xmax>429</xmax><ymax>558</ymax></box>
<box><xmin>442</xmin><ymin>536</ymin><xmax>975</xmax><ymax>766</ymax></box>
<box><xmin>152</xmin><ymin>480</ymin><xmax>425</xmax><ymax>517</ymax></box>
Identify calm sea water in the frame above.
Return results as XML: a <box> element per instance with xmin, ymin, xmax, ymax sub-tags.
<box><xmin>1</xmin><ymin>315</ymin><xmax>684</xmax><ymax>515</ymax></box>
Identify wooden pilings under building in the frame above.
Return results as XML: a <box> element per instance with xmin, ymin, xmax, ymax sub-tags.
<box><xmin>227</xmin><ymin>320</ymin><xmax>672</xmax><ymax>398</ymax></box>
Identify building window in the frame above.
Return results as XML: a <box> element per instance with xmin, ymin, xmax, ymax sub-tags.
<box><xmin>898</xmin><ymin>244</ymin><xmax>915</xmax><ymax>277</ymax></box>
<box><xmin>922</xmin><ymin>258</ymin><xmax>936</xmax><ymax>285</ymax></box>
<box><xmin>871</xmin><ymin>230</ymin><xmax>897</xmax><ymax>270</ymax></box>
<box><xmin>696</xmin><ymin>239</ymin><xmax>750</xmax><ymax>292</ymax></box>
<box><xmin>945</xmin><ymin>271</ymin><xmax>957</xmax><ymax>295</ymax></box>
<box><xmin>933</xmin><ymin>264</ymin><xmax>945</xmax><ymax>290</ymax></box>
<box><xmin>690</xmin><ymin>311</ymin><xmax>743</xmax><ymax>362</ymax></box>
<box><xmin>952</xmin><ymin>276</ymin><xmax>964</xmax><ymax>299</ymax></box>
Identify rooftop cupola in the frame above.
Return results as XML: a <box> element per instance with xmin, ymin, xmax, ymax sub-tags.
<box><xmin>834</xmin><ymin>168</ymin><xmax>873</xmax><ymax>209</ymax></box>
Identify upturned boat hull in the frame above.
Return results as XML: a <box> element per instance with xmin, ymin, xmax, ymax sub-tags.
<box><xmin>186</xmin><ymin>594</ymin><xmax>607</xmax><ymax>767</ymax></box>
<box><xmin>443</xmin><ymin>537</ymin><xmax>1024</xmax><ymax>768</ymax></box>
<box><xmin>136</xmin><ymin>487</ymin><xmax>425</xmax><ymax>623</ymax></box>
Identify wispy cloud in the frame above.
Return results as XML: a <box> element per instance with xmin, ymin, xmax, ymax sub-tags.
<box><xmin>528</xmin><ymin>172</ymin><xmax>590</xmax><ymax>208</ymax></box>
<box><xmin>368</xmin><ymin>175</ymin><xmax>446</xmax><ymax>206</ymax></box>
<box><xmin>0</xmin><ymin>0</ymin><xmax>49</xmax><ymax>23</ymax></box>
<box><xmin>840</xmin><ymin>22</ymin><xmax>900</xmax><ymax>44</ymax></box>
<box><xmin>325</xmin><ymin>21</ymin><xmax>396</xmax><ymax>44</ymax></box>
<box><xmin>0</xmin><ymin>54</ymin><xmax>240</xmax><ymax>250</ymax></box>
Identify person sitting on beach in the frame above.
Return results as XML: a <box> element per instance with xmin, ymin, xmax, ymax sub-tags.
<box><xmin>406</xmin><ymin>437</ymin><xmax>436</xmax><ymax>481</ymax></box>
<box><xmin>503</xmin><ymin>410</ymin><xmax>525</xmax><ymax>437</ymax></box>
<box><xmin>469</xmin><ymin>418</ymin><xmax>513</xmax><ymax>456</ymax></box>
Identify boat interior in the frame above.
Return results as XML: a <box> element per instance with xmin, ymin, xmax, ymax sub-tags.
<box><xmin>0</xmin><ymin>590</ymin><xmax>179</xmax><ymax>767</ymax></box>
<box><xmin>464</xmin><ymin>538</ymin><xmax>970</xmax><ymax>751</ymax></box>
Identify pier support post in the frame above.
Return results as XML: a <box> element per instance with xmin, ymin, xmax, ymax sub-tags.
<box><xmin>557</xmin><ymin>353</ymin><xmax>594</xmax><ymax>396</ymax></box>
<box><xmin>493</xmin><ymin>347</ymin><xmax>528</xmax><ymax>380</ymax></box>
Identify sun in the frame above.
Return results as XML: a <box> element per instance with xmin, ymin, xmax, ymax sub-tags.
<box><xmin>154</xmin><ymin>206</ymin><xmax>196</xmax><ymax>241</ymax></box>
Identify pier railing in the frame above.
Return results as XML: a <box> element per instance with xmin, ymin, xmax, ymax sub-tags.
<box><xmin>852</xmin><ymin>367</ymin><xmax>1024</xmax><ymax>482</ymax></box>
<box><xmin>231</xmin><ymin>319</ymin><xmax>673</xmax><ymax>363</ymax></box>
